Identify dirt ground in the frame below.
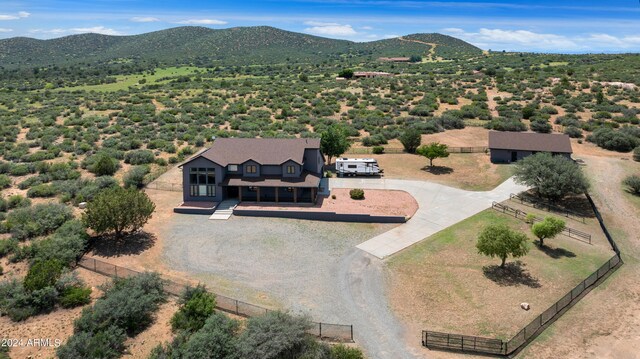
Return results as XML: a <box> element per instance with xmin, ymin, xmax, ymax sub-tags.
<box><xmin>367</xmin><ymin>152</ymin><xmax>513</xmax><ymax>191</ymax></box>
<box><xmin>236</xmin><ymin>189</ymin><xmax>418</xmax><ymax>218</ymax></box>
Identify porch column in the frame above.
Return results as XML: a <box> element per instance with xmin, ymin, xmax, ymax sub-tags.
<box><xmin>275</xmin><ymin>187</ymin><xmax>279</xmax><ymax>203</ymax></box>
<box><xmin>257</xmin><ymin>187</ymin><xmax>261</xmax><ymax>203</ymax></box>
<box><xmin>311</xmin><ymin>187</ymin><xmax>316</xmax><ymax>203</ymax></box>
<box><xmin>238</xmin><ymin>187</ymin><xmax>242</xmax><ymax>202</ymax></box>
<box><xmin>293</xmin><ymin>187</ymin><xmax>297</xmax><ymax>203</ymax></box>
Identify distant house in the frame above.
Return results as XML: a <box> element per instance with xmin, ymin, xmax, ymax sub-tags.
<box><xmin>488</xmin><ymin>131</ymin><xmax>573</xmax><ymax>163</ymax></box>
<box><xmin>178</xmin><ymin>138</ymin><xmax>324</xmax><ymax>207</ymax></box>
<box><xmin>353</xmin><ymin>71</ymin><xmax>393</xmax><ymax>78</ymax></box>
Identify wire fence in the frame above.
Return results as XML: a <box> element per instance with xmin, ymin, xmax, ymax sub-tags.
<box><xmin>509</xmin><ymin>193</ymin><xmax>586</xmax><ymax>223</ymax></box>
<box><xmin>492</xmin><ymin>202</ymin><xmax>592</xmax><ymax>244</ymax></box>
<box><xmin>345</xmin><ymin>146</ymin><xmax>488</xmax><ymax>155</ymax></box>
<box><xmin>145</xmin><ymin>181</ymin><xmax>182</xmax><ymax>192</ymax></box>
<box><xmin>422</xmin><ymin>193</ymin><xmax>623</xmax><ymax>356</ymax></box>
<box><xmin>77</xmin><ymin>256</ymin><xmax>354</xmax><ymax>342</ymax></box>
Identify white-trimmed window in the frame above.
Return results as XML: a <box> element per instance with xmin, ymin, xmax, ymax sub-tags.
<box><xmin>228</xmin><ymin>164</ymin><xmax>238</xmax><ymax>172</ymax></box>
<box><xmin>246</xmin><ymin>165</ymin><xmax>257</xmax><ymax>174</ymax></box>
<box><xmin>286</xmin><ymin>165</ymin><xmax>295</xmax><ymax>174</ymax></box>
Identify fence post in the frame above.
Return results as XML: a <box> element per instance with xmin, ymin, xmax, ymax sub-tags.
<box><xmin>319</xmin><ymin>322</ymin><xmax>322</xmax><ymax>338</ymax></box>
<box><xmin>114</xmin><ymin>266</ymin><xmax>117</xmax><ymax>278</ymax></box>
<box><xmin>93</xmin><ymin>258</ymin><xmax>96</xmax><ymax>272</ymax></box>
<box><xmin>235</xmin><ymin>300</ymin><xmax>239</xmax><ymax>315</ymax></box>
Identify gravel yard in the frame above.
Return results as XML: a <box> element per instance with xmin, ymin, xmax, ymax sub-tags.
<box><xmin>161</xmin><ymin>214</ymin><xmax>421</xmax><ymax>358</ymax></box>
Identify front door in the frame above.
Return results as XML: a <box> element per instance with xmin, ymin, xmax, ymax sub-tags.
<box><xmin>226</xmin><ymin>186</ymin><xmax>239</xmax><ymax>199</ymax></box>
<box><xmin>511</xmin><ymin>151</ymin><xmax>518</xmax><ymax>162</ymax></box>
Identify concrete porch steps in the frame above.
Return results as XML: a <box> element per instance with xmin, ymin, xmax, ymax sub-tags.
<box><xmin>209</xmin><ymin>199</ymin><xmax>240</xmax><ymax>220</ymax></box>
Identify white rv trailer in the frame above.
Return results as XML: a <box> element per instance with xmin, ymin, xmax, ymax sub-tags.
<box><xmin>335</xmin><ymin>158</ymin><xmax>382</xmax><ymax>177</ymax></box>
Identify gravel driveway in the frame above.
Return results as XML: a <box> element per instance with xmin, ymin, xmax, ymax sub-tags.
<box><xmin>162</xmin><ymin>215</ymin><xmax>419</xmax><ymax>358</ymax></box>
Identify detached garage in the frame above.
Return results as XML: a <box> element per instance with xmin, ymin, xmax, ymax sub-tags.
<box><xmin>488</xmin><ymin>131</ymin><xmax>573</xmax><ymax>163</ymax></box>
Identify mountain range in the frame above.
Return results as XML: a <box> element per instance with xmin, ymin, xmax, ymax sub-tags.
<box><xmin>0</xmin><ymin>26</ymin><xmax>482</xmax><ymax>68</ymax></box>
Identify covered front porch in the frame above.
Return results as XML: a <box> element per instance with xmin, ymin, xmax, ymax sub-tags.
<box><xmin>229</xmin><ymin>185</ymin><xmax>317</xmax><ymax>204</ymax></box>
<box><xmin>221</xmin><ymin>171</ymin><xmax>322</xmax><ymax>204</ymax></box>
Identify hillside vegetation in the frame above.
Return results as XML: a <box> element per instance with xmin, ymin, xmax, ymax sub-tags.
<box><xmin>0</xmin><ymin>26</ymin><xmax>481</xmax><ymax>68</ymax></box>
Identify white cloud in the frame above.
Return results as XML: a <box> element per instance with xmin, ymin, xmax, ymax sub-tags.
<box><xmin>176</xmin><ymin>19</ymin><xmax>227</xmax><ymax>25</ymax></box>
<box><xmin>130</xmin><ymin>16</ymin><xmax>160</xmax><ymax>23</ymax></box>
<box><xmin>442</xmin><ymin>28</ymin><xmax>579</xmax><ymax>51</ymax></box>
<box><xmin>0</xmin><ymin>11</ymin><xmax>30</xmax><ymax>20</ymax></box>
<box><xmin>304</xmin><ymin>21</ymin><xmax>358</xmax><ymax>37</ymax></box>
<box><xmin>360</xmin><ymin>26</ymin><xmax>374</xmax><ymax>30</ymax></box>
<box><xmin>0</xmin><ymin>28</ymin><xmax>13</xmax><ymax>32</ymax></box>
<box><xmin>383</xmin><ymin>34</ymin><xmax>400</xmax><ymax>39</ymax></box>
<box><xmin>29</xmin><ymin>26</ymin><xmax>124</xmax><ymax>36</ymax></box>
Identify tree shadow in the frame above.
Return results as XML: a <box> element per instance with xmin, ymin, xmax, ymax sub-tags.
<box><xmin>535</xmin><ymin>242</ymin><xmax>576</xmax><ymax>259</ymax></box>
<box><xmin>89</xmin><ymin>231</ymin><xmax>156</xmax><ymax>257</ymax></box>
<box><xmin>421</xmin><ymin>165</ymin><xmax>454</xmax><ymax>175</ymax></box>
<box><xmin>482</xmin><ymin>261</ymin><xmax>541</xmax><ymax>288</ymax></box>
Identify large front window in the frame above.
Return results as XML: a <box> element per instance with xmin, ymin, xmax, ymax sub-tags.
<box><xmin>189</xmin><ymin>167</ymin><xmax>216</xmax><ymax>197</ymax></box>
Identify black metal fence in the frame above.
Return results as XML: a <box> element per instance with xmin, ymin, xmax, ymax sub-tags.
<box><xmin>422</xmin><ymin>193</ymin><xmax>622</xmax><ymax>356</ymax></box>
<box><xmin>345</xmin><ymin>146</ymin><xmax>487</xmax><ymax>155</ymax></box>
<box><xmin>492</xmin><ymin>202</ymin><xmax>592</xmax><ymax>244</ymax></box>
<box><xmin>145</xmin><ymin>181</ymin><xmax>182</xmax><ymax>192</ymax></box>
<box><xmin>509</xmin><ymin>193</ymin><xmax>586</xmax><ymax>223</ymax></box>
<box><xmin>78</xmin><ymin>256</ymin><xmax>354</xmax><ymax>342</ymax></box>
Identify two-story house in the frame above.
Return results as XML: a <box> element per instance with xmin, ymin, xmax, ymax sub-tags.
<box><xmin>178</xmin><ymin>138</ymin><xmax>324</xmax><ymax>209</ymax></box>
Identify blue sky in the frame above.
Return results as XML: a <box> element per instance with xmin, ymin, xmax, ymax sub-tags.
<box><xmin>1</xmin><ymin>0</ymin><xmax>640</xmax><ymax>53</ymax></box>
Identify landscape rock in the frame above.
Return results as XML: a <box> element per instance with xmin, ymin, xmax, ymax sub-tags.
<box><xmin>78</xmin><ymin>202</ymin><xmax>87</xmax><ymax>209</ymax></box>
<box><xmin>521</xmin><ymin>302</ymin><xmax>530</xmax><ymax>311</ymax></box>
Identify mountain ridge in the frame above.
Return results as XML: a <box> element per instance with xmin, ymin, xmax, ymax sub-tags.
<box><xmin>0</xmin><ymin>25</ymin><xmax>482</xmax><ymax>68</ymax></box>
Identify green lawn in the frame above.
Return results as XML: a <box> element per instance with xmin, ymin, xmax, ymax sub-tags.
<box><xmin>54</xmin><ymin>66</ymin><xmax>203</xmax><ymax>92</ymax></box>
<box><xmin>387</xmin><ymin>209</ymin><xmax>613</xmax><ymax>339</ymax></box>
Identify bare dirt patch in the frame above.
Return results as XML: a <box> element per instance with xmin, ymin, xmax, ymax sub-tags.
<box><xmin>236</xmin><ymin>189</ymin><xmax>418</xmax><ymax>218</ymax></box>
<box><xmin>366</xmin><ymin>153</ymin><xmax>513</xmax><ymax>191</ymax></box>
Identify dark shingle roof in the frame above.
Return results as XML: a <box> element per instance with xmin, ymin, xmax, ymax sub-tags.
<box><xmin>221</xmin><ymin>171</ymin><xmax>321</xmax><ymax>188</ymax></box>
<box><xmin>197</xmin><ymin>138</ymin><xmax>321</xmax><ymax>166</ymax></box>
<box><xmin>488</xmin><ymin>131</ymin><xmax>572</xmax><ymax>154</ymax></box>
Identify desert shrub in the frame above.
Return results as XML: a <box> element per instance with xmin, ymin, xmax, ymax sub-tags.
<box><xmin>124</xmin><ymin>150</ymin><xmax>155</xmax><ymax>165</ymax></box>
<box><xmin>0</xmin><ymin>174</ymin><xmax>11</xmax><ymax>189</ymax></box>
<box><xmin>237</xmin><ymin>311</ymin><xmax>314</xmax><ymax>359</ymax></box>
<box><xmin>0</xmin><ymin>264</ymin><xmax>3</xmax><ymax>276</ymax></box>
<box><xmin>27</xmin><ymin>183</ymin><xmax>57</xmax><ymax>198</ymax></box>
<box><xmin>0</xmin><ymin>280</ymin><xmax>37</xmax><ymax>321</ymax></box>
<box><xmin>564</xmin><ymin>126</ymin><xmax>583</xmax><ymax>138</ymax></box>
<box><xmin>9</xmin><ymin>164</ymin><xmax>30</xmax><ymax>176</ymax></box>
<box><xmin>634</xmin><ymin>147</ymin><xmax>640</xmax><ymax>162</ymax></box>
<box><xmin>59</xmin><ymin>286</ymin><xmax>92</xmax><ymax>308</ymax></box>
<box><xmin>0</xmin><ymin>198</ymin><xmax>6</xmax><ymax>212</ymax></box>
<box><xmin>331</xmin><ymin>344</ymin><xmax>365</xmax><ymax>359</ymax></box>
<box><xmin>179</xmin><ymin>312</ymin><xmax>240</xmax><ymax>359</ymax></box>
<box><xmin>434</xmin><ymin>114</ymin><xmax>465</xmax><ymax>129</ymax></box>
<box><xmin>399</xmin><ymin>128</ymin><xmax>421</xmax><ymax>153</ymax></box>
<box><xmin>6</xmin><ymin>203</ymin><xmax>73</xmax><ymax>240</ymax></box>
<box><xmin>530</xmin><ymin>119</ymin><xmax>552</xmax><ymax>133</ymax></box>
<box><xmin>28</xmin><ymin>286</ymin><xmax>59</xmax><ymax>314</ymax></box>
<box><xmin>31</xmin><ymin>220</ymin><xmax>89</xmax><ymax>265</ymax></box>
<box><xmin>73</xmin><ymin>272</ymin><xmax>166</xmax><ymax>335</ymax></box>
<box><xmin>587</xmin><ymin>127</ymin><xmax>639</xmax><ymax>152</ymax></box>
<box><xmin>24</xmin><ymin>259</ymin><xmax>64</xmax><ymax>292</ymax></box>
<box><xmin>83</xmin><ymin>187</ymin><xmax>155</xmax><ymax>238</ymax></box>
<box><xmin>171</xmin><ymin>284</ymin><xmax>216</xmax><ymax>333</ymax></box>
<box><xmin>90</xmin><ymin>154</ymin><xmax>118</xmax><ymax>176</ymax></box>
<box><xmin>123</xmin><ymin>165</ymin><xmax>150</xmax><ymax>188</ymax></box>
<box><xmin>361</xmin><ymin>134</ymin><xmax>387</xmax><ymax>147</ymax></box>
<box><xmin>485</xmin><ymin>119</ymin><xmax>528</xmax><ymax>132</ymax></box>
<box><xmin>57</xmin><ymin>325</ymin><xmax>126</xmax><ymax>359</ymax></box>
<box><xmin>350</xmin><ymin>188</ymin><xmax>365</xmax><ymax>200</ymax></box>
<box><xmin>7</xmin><ymin>194</ymin><xmax>30</xmax><ymax>209</ymax></box>
<box><xmin>0</xmin><ymin>239</ymin><xmax>18</xmax><ymax>258</ymax></box>
<box><xmin>623</xmin><ymin>175</ymin><xmax>640</xmax><ymax>195</ymax></box>
<box><xmin>372</xmin><ymin>146</ymin><xmax>384</xmax><ymax>154</ymax></box>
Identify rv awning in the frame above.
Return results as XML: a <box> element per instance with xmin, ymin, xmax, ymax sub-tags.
<box><xmin>221</xmin><ymin>171</ymin><xmax>321</xmax><ymax>188</ymax></box>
